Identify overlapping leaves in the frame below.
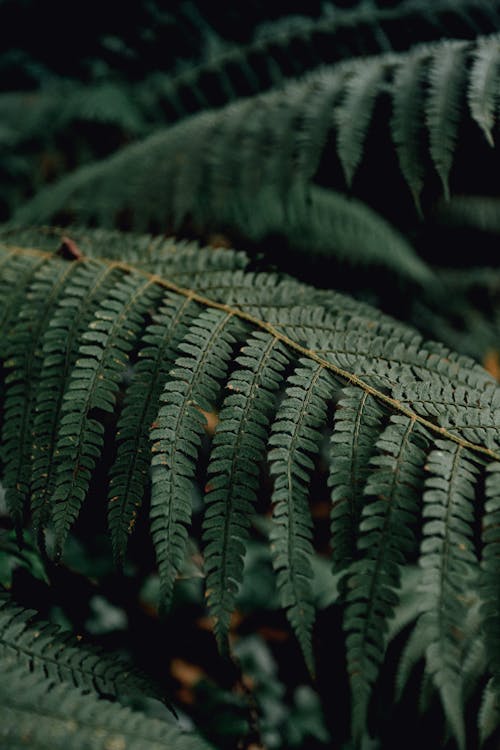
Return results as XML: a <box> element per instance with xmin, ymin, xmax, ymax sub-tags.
<box><xmin>1</xmin><ymin>230</ymin><xmax>499</xmax><ymax>747</ymax></box>
<box><xmin>13</xmin><ymin>32</ymin><xmax>500</xmax><ymax>285</ymax></box>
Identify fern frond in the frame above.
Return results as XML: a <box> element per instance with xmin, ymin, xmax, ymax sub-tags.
<box><xmin>335</xmin><ymin>56</ymin><xmax>390</xmax><ymax>187</ymax></box>
<box><xmin>344</xmin><ymin>415</ymin><xmax>427</xmax><ymax>739</ymax></box>
<box><xmin>150</xmin><ymin>308</ymin><xmax>246</xmax><ymax>611</ymax></box>
<box><xmin>269</xmin><ymin>358</ymin><xmax>337</xmax><ymax>672</ymax></box>
<box><xmin>435</xmin><ymin>193</ymin><xmax>500</xmax><ymax>233</ymax></box>
<box><xmin>395</xmin><ymin>618</ymin><xmax>427</xmax><ymax>701</ymax></box>
<box><xmin>393</xmin><ymin>380</ymin><xmax>500</xmax><ymax>450</ymax></box>
<box><xmin>153</xmin><ymin>0</ymin><xmax>500</xmax><ymax>131</ymax></box>
<box><xmin>479</xmin><ymin>679</ymin><xmax>500</xmax><ymax>746</ymax></box>
<box><xmin>417</xmin><ymin>442</ymin><xmax>481</xmax><ymax>750</ymax></box>
<box><xmin>16</xmin><ymin>32</ymin><xmax>500</xmax><ymax>247</ymax></box>
<box><xmin>0</xmin><ymin>249</ymin><xmax>47</xmax><ymax>338</ymax></box>
<box><xmin>204</xmin><ymin>332</ymin><xmax>290</xmax><ymax>651</ymax></box>
<box><xmin>4</xmin><ymin>1</ymin><xmax>497</xmax><ymax>168</ymax></box>
<box><xmin>0</xmin><ymin>665</ymin><xmax>212</xmax><ymax>750</ymax></box>
<box><xmin>329</xmin><ymin>388</ymin><xmax>385</xmax><ymax>570</ymax></box>
<box><xmin>31</xmin><ymin>261</ymin><xmax>121</xmax><ymax>534</ymax></box>
<box><xmin>480</xmin><ymin>462</ymin><xmax>500</xmax><ymax>694</ymax></box>
<box><xmin>51</xmin><ymin>273</ymin><xmax>163</xmax><ymax>555</ymax></box>
<box><xmin>390</xmin><ymin>45</ymin><xmax>431</xmax><ymax>212</ymax></box>
<box><xmin>284</xmin><ymin>186</ymin><xmax>431</xmax><ymax>281</ymax></box>
<box><xmin>289</xmin><ymin>63</ymin><xmax>342</xmax><ymax>181</ymax></box>
<box><xmin>0</xmin><ymin>226</ymin><xmax>250</xmax><ymax>281</ymax></box>
<box><xmin>468</xmin><ymin>34</ymin><xmax>500</xmax><ymax>146</ymax></box>
<box><xmin>1</xmin><ymin>234</ymin><xmax>500</xmax><ymax>732</ymax></box>
<box><xmin>108</xmin><ymin>292</ymin><xmax>199</xmax><ymax>565</ymax></box>
<box><xmin>407</xmin><ymin>588</ymin><xmax>487</xmax><ymax>729</ymax></box>
<box><xmin>307</xmin><ymin>315</ymin><xmax>493</xmax><ymax>393</ymax></box>
<box><xmin>1</xmin><ymin>258</ymin><xmax>77</xmax><ymax>529</ymax></box>
<box><xmin>425</xmin><ymin>40</ymin><xmax>469</xmax><ymax>200</ymax></box>
<box><xmin>0</xmin><ymin>591</ymin><xmax>158</xmax><ymax>699</ymax></box>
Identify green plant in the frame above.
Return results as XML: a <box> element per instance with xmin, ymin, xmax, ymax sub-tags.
<box><xmin>3</xmin><ymin>3</ymin><xmax>500</xmax><ymax>749</ymax></box>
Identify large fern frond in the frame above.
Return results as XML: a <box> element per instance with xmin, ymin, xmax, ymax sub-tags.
<box><xmin>15</xmin><ymin>32</ymin><xmax>500</xmax><ymax>263</ymax></box>
<box><xmin>1</xmin><ymin>229</ymin><xmax>500</xmax><ymax>745</ymax></box>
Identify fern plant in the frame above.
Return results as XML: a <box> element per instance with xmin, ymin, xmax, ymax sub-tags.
<box><xmin>14</xmin><ymin>31</ymin><xmax>500</xmax><ymax>284</ymax></box>
<box><xmin>4</xmin><ymin>3</ymin><xmax>500</xmax><ymax>750</ymax></box>
<box><xmin>1</xmin><ymin>226</ymin><xmax>500</xmax><ymax>747</ymax></box>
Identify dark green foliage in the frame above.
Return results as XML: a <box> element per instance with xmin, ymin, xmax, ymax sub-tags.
<box><xmin>329</xmin><ymin>388</ymin><xmax>385</xmax><ymax>569</ymax></box>
<box><xmin>0</xmin><ymin>667</ymin><xmax>211</xmax><ymax>750</ymax></box>
<box><xmin>13</xmin><ymin>31</ymin><xmax>500</xmax><ymax>289</ymax></box>
<box><xmin>0</xmin><ymin>591</ymin><xmax>158</xmax><ymax>699</ymax></box>
<box><xmin>1</xmin><ymin>232</ymin><xmax>500</xmax><ymax>747</ymax></box>
<box><xmin>150</xmin><ymin>308</ymin><xmax>246</xmax><ymax>611</ymax></box>
<box><xmin>108</xmin><ymin>292</ymin><xmax>199</xmax><ymax>565</ymax></box>
<box><xmin>2</xmin><ymin>258</ymin><xmax>73</xmax><ymax>529</ymax></box>
<box><xmin>269</xmin><ymin>359</ymin><xmax>336</xmax><ymax>672</ymax></box>
<box><xmin>345</xmin><ymin>415</ymin><xmax>427</xmax><ymax>739</ymax></box>
<box><xmin>417</xmin><ymin>444</ymin><xmax>481</xmax><ymax>749</ymax></box>
<box><xmin>4</xmin><ymin>4</ymin><xmax>500</xmax><ymax>749</ymax></box>
<box><xmin>31</xmin><ymin>262</ymin><xmax>121</xmax><ymax>535</ymax></box>
<box><xmin>51</xmin><ymin>273</ymin><xmax>164</xmax><ymax>556</ymax></box>
<box><xmin>4</xmin><ymin>1</ymin><xmax>499</xmax><ymax>217</ymax></box>
<box><xmin>204</xmin><ymin>332</ymin><xmax>290</xmax><ymax>651</ymax></box>
<box><xmin>480</xmin><ymin>463</ymin><xmax>500</xmax><ymax>704</ymax></box>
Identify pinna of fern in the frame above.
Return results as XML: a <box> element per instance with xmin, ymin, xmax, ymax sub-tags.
<box><xmin>1</xmin><ymin>228</ymin><xmax>500</xmax><ymax>747</ymax></box>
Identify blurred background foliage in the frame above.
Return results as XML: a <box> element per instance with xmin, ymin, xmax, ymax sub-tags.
<box><xmin>3</xmin><ymin>2</ymin><xmax>500</xmax><ymax>748</ymax></box>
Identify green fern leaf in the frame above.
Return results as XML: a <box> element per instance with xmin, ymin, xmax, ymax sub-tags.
<box><xmin>171</xmin><ymin>113</ymin><xmax>221</xmax><ymax>233</ymax></box>
<box><xmin>395</xmin><ymin>618</ymin><xmax>427</xmax><ymax>701</ymax></box>
<box><xmin>434</xmin><ymin>193</ymin><xmax>500</xmax><ymax>234</ymax></box>
<box><xmin>390</xmin><ymin>45</ymin><xmax>431</xmax><ymax>211</ymax></box>
<box><xmin>282</xmin><ymin>185</ymin><xmax>431</xmax><ymax>282</ymax></box>
<box><xmin>0</xmin><ymin>592</ymin><xmax>158</xmax><ymax>700</ymax></box>
<box><xmin>150</xmin><ymin>308</ymin><xmax>246</xmax><ymax>611</ymax></box>
<box><xmin>1</xmin><ymin>258</ymin><xmax>76</xmax><ymax>529</ymax></box>
<box><xmin>12</xmin><ymin>32</ymin><xmax>499</xmax><ymax>238</ymax></box>
<box><xmin>345</xmin><ymin>415</ymin><xmax>427</xmax><ymax>739</ymax></box>
<box><xmin>417</xmin><ymin>441</ymin><xmax>481</xmax><ymax>750</ymax></box>
<box><xmin>269</xmin><ymin>358</ymin><xmax>337</xmax><ymax>673</ymax></box>
<box><xmin>329</xmin><ymin>387</ymin><xmax>385</xmax><ymax>570</ymax></box>
<box><xmin>203</xmin><ymin>96</ymin><xmax>255</xmax><ymax>228</ymax></box>
<box><xmin>295</xmin><ymin>69</ymin><xmax>349</xmax><ymax>181</ymax></box>
<box><xmin>204</xmin><ymin>332</ymin><xmax>290</xmax><ymax>651</ymax></box>
<box><xmin>335</xmin><ymin>56</ymin><xmax>389</xmax><ymax>187</ymax></box>
<box><xmin>426</xmin><ymin>40</ymin><xmax>469</xmax><ymax>200</ymax></box>
<box><xmin>467</xmin><ymin>33</ymin><xmax>500</xmax><ymax>146</ymax></box>
<box><xmin>393</xmin><ymin>380</ymin><xmax>500</xmax><ymax>451</ymax></box>
<box><xmin>51</xmin><ymin>273</ymin><xmax>163</xmax><ymax>555</ymax></box>
<box><xmin>108</xmin><ymin>292</ymin><xmax>199</xmax><ymax>564</ymax></box>
<box><xmin>479</xmin><ymin>679</ymin><xmax>500</xmax><ymax>746</ymax></box>
<box><xmin>1</xmin><ymin>235</ymin><xmax>500</xmax><ymax>739</ymax></box>
<box><xmin>0</xmin><ymin>248</ymin><xmax>46</xmax><ymax>339</ymax></box>
<box><xmin>480</xmin><ymin>462</ymin><xmax>500</xmax><ymax>694</ymax></box>
<box><xmin>5</xmin><ymin>1</ymin><xmax>499</xmax><ymax>220</ymax></box>
<box><xmin>31</xmin><ymin>261</ymin><xmax>120</xmax><ymax>534</ymax></box>
<box><xmin>264</xmin><ymin>81</ymin><xmax>322</xmax><ymax>200</ymax></box>
<box><xmin>0</xmin><ymin>665</ymin><xmax>212</xmax><ymax>750</ymax></box>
